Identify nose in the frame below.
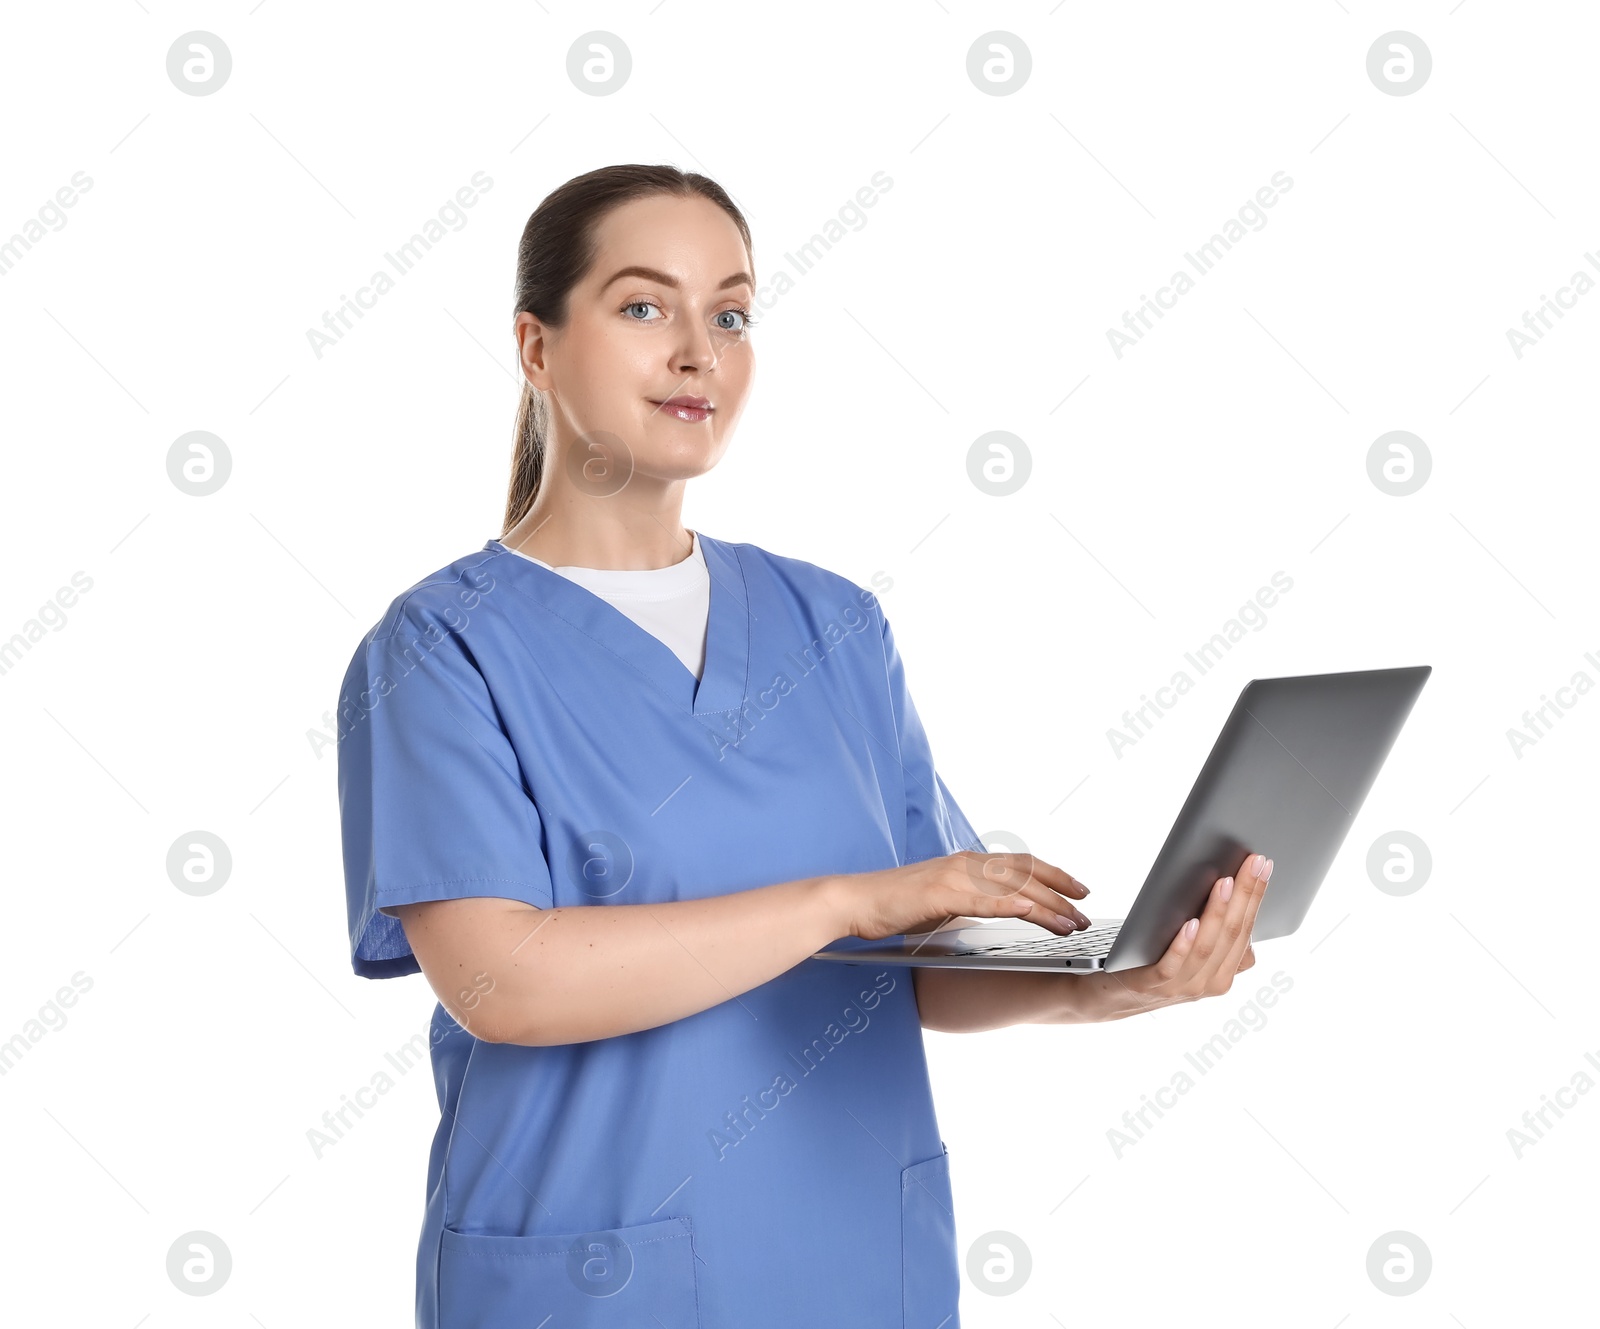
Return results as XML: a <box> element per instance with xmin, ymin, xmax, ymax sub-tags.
<box><xmin>673</xmin><ymin>322</ymin><xmax>721</xmax><ymax>376</ymax></box>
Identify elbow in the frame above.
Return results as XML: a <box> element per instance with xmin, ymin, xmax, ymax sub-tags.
<box><xmin>451</xmin><ymin>983</ymin><xmax>561</xmax><ymax>1047</ymax></box>
<box><xmin>437</xmin><ymin>969</ymin><xmax>539</xmax><ymax>1046</ymax></box>
<box><xmin>910</xmin><ymin>968</ymin><xmax>943</xmax><ymax>1032</ymax></box>
<box><xmin>445</xmin><ymin>1000</ymin><xmax>513</xmax><ymax>1045</ymax></box>
<box><xmin>477</xmin><ymin>1017</ymin><xmax>552</xmax><ymax>1047</ymax></box>
<box><xmin>445</xmin><ymin>982</ymin><xmax>558</xmax><ymax>1046</ymax></box>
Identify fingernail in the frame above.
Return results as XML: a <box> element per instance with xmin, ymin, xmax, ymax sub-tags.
<box><xmin>1262</xmin><ymin>858</ymin><xmax>1274</xmax><ymax>882</ymax></box>
<box><xmin>1252</xmin><ymin>853</ymin><xmax>1267</xmax><ymax>876</ymax></box>
<box><xmin>1184</xmin><ymin>918</ymin><xmax>1199</xmax><ymax>939</ymax></box>
<box><xmin>1218</xmin><ymin>875</ymin><xmax>1234</xmax><ymax>903</ymax></box>
<box><xmin>1055</xmin><ymin>912</ymin><xmax>1077</xmax><ymax>930</ymax></box>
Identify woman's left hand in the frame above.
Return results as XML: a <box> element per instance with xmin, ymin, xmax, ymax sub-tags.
<box><xmin>1093</xmin><ymin>850</ymin><xmax>1270</xmax><ymax>1017</ymax></box>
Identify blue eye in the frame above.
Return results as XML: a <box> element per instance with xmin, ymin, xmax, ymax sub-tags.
<box><xmin>620</xmin><ymin>300</ymin><xmax>758</xmax><ymax>334</ymax></box>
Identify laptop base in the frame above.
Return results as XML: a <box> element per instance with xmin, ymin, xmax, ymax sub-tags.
<box><xmin>813</xmin><ymin>917</ymin><xmax>1125</xmax><ymax>973</ymax></box>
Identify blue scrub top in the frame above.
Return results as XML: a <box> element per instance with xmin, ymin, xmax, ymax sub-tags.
<box><xmin>336</xmin><ymin>532</ymin><xmax>981</xmax><ymax>1328</ymax></box>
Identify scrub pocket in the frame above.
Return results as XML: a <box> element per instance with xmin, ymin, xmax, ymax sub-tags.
<box><xmin>437</xmin><ymin>1214</ymin><xmax>700</xmax><ymax>1328</ymax></box>
<box><xmin>901</xmin><ymin>1143</ymin><xmax>961</xmax><ymax>1327</ymax></box>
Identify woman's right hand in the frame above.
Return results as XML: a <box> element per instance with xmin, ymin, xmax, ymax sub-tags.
<box><xmin>833</xmin><ymin>850</ymin><xmax>1092</xmax><ymax>942</ymax></box>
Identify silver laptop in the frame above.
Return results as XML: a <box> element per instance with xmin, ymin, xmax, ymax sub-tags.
<box><xmin>813</xmin><ymin>665</ymin><xmax>1431</xmax><ymax>974</ymax></box>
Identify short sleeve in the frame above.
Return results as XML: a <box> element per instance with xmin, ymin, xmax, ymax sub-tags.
<box><xmin>336</xmin><ymin>609</ymin><xmax>554</xmax><ymax>979</ymax></box>
<box><xmin>877</xmin><ymin>610</ymin><xmax>984</xmax><ymax>864</ymax></box>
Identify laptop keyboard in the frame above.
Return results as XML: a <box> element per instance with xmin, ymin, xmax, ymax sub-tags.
<box><xmin>954</xmin><ymin>925</ymin><xmax>1120</xmax><ymax>958</ymax></box>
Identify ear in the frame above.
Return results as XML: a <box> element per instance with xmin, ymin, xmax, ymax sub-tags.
<box><xmin>515</xmin><ymin>311</ymin><xmax>553</xmax><ymax>392</ymax></box>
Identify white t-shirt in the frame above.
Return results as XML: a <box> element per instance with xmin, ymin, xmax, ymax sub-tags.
<box><xmin>502</xmin><ymin>530</ymin><xmax>711</xmax><ymax>679</ymax></box>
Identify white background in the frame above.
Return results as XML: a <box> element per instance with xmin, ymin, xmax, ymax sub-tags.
<box><xmin>2</xmin><ymin>2</ymin><xmax>1595</xmax><ymax>1324</ymax></box>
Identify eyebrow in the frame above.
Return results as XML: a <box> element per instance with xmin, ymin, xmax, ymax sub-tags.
<box><xmin>599</xmin><ymin>265</ymin><xmax>754</xmax><ymax>294</ymax></box>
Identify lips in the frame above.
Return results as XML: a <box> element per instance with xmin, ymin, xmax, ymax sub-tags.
<box><xmin>651</xmin><ymin>396</ymin><xmax>712</xmax><ymax>411</ymax></box>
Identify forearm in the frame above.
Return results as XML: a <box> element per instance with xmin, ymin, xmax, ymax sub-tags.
<box><xmin>912</xmin><ymin>966</ymin><xmax>1157</xmax><ymax>1032</ymax></box>
<box><xmin>464</xmin><ymin>875</ymin><xmax>846</xmax><ymax>1046</ymax></box>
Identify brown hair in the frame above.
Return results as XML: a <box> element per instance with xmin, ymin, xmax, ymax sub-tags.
<box><xmin>503</xmin><ymin>164</ymin><xmax>755</xmax><ymax>537</ymax></box>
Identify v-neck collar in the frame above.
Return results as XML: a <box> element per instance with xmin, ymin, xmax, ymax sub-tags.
<box><xmin>483</xmin><ymin>530</ymin><xmax>751</xmax><ymax>718</ymax></box>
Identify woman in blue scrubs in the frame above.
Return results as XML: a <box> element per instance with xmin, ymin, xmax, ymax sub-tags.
<box><xmin>336</xmin><ymin>164</ymin><xmax>1271</xmax><ymax>1329</ymax></box>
